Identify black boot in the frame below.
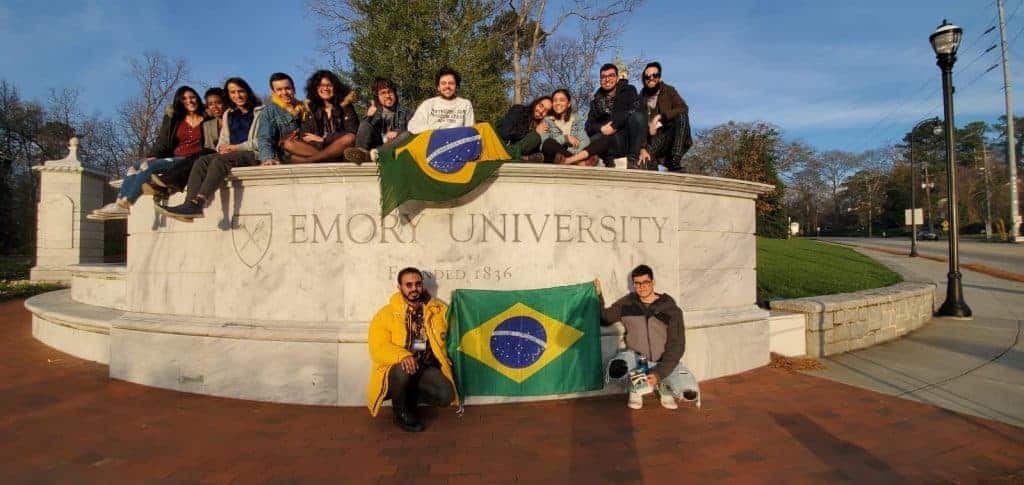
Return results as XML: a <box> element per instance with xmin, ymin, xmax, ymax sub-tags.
<box><xmin>391</xmin><ymin>396</ymin><xmax>423</xmax><ymax>432</ymax></box>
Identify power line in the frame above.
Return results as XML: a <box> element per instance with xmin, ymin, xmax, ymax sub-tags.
<box><xmin>860</xmin><ymin>28</ymin><xmax>1006</xmax><ymax>145</ymax></box>
<box><xmin>857</xmin><ymin>10</ymin><xmax>1002</xmax><ymax>145</ymax></box>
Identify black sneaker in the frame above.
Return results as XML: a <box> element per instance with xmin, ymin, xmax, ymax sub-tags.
<box><xmin>157</xmin><ymin>199</ymin><xmax>205</xmax><ymax>222</ymax></box>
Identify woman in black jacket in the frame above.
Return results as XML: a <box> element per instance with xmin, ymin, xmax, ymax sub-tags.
<box><xmin>287</xmin><ymin>70</ymin><xmax>358</xmax><ymax>163</ymax></box>
<box><xmin>89</xmin><ymin>85</ymin><xmax>212</xmax><ymax>220</ymax></box>
<box><xmin>497</xmin><ymin>96</ymin><xmax>552</xmax><ymax>162</ymax></box>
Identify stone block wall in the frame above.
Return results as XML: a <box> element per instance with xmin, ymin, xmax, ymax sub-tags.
<box><xmin>770</xmin><ymin>282</ymin><xmax>935</xmax><ymax>357</ymax></box>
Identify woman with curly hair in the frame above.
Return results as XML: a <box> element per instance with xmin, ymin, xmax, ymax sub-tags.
<box><xmin>287</xmin><ymin>70</ymin><xmax>358</xmax><ymax>163</ymax></box>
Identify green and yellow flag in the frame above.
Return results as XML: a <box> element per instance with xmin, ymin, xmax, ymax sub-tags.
<box><xmin>446</xmin><ymin>282</ymin><xmax>603</xmax><ymax>398</ymax></box>
<box><xmin>378</xmin><ymin>123</ymin><xmax>518</xmax><ymax>216</ymax></box>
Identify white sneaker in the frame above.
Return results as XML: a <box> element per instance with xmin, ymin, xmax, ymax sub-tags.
<box><xmin>627</xmin><ymin>392</ymin><xmax>643</xmax><ymax>410</ymax></box>
<box><xmin>659</xmin><ymin>390</ymin><xmax>678</xmax><ymax>410</ymax></box>
<box><xmin>87</xmin><ymin>202</ymin><xmax>129</xmax><ymax>221</ymax></box>
<box><xmin>370</xmin><ymin>148</ymin><xmax>380</xmax><ymax>163</ymax></box>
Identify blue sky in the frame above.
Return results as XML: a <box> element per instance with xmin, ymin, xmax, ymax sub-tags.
<box><xmin>2</xmin><ymin>0</ymin><xmax>1021</xmax><ymax>153</ymax></box>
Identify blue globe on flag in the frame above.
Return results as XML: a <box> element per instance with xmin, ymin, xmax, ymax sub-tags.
<box><xmin>489</xmin><ymin>316</ymin><xmax>547</xmax><ymax>369</ymax></box>
<box><xmin>425</xmin><ymin>127</ymin><xmax>483</xmax><ymax>174</ymax></box>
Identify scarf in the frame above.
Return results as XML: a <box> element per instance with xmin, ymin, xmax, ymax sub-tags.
<box><xmin>271</xmin><ymin>94</ymin><xmax>306</xmax><ymax>118</ymax></box>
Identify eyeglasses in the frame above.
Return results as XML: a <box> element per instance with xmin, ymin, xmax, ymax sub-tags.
<box><xmin>643</xmin><ymin>73</ymin><xmax>661</xmax><ymax>81</ymax></box>
<box><xmin>600</xmin><ymin>73</ymin><xmax>618</xmax><ymax>79</ymax></box>
<box><xmin>632</xmin><ymin>280</ymin><xmax>653</xmax><ymax>288</ymax></box>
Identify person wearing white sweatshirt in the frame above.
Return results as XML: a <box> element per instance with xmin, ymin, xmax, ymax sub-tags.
<box><xmin>406</xmin><ymin>67</ymin><xmax>475</xmax><ymax>134</ymax></box>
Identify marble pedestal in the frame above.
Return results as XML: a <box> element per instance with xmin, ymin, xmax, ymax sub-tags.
<box><xmin>30</xmin><ymin>138</ymin><xmax>108</xmax><ymax>283</ymax></box>
<box><xmin>30</xmin><ymin>163</ymin><xmax>773</xmax><ymax>406</ymax></box>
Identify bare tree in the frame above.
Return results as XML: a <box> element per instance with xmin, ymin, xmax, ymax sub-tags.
<box><xmin>848</xmin><ymin>147</ymin><xmax>894</xmax><ymax>237</ymax></box>
<box><xmin>499</xmin><ymin>0</ymin><xmax>642</xmax><ymax>104</ymax></box>
<box><xmin>528</xmin><ymin>26</ymin><xmax>644</xmax><ymax>112</ymax></box>
<box><xmin>786</xmin><ymin>157</ymin><xmax>826</xmax><ymax>236</ymax></box>
<box><xmin>118</xmin><ymin>51</ymin><xmax>189</xmax><ymax>160</ymax></box>
<box><xmin>78</xmin><ymin>116</ymin><xmax>130</xmax><ymax>177</ymax></box>
<box><xmin>817</xmin><ymin>149</ymin><xmax>859</xmax><ymax>226</ymax></box>
<box><xmin>46</xmin><ymin>88</ymin><xmax>83</xmax><ymax>129</ymax></box>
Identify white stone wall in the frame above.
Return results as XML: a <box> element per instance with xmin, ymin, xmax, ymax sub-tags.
<box><xmin>124</xmin><ymin>165</ymin><xmax>770</xmax><ymax>325</ymax></box>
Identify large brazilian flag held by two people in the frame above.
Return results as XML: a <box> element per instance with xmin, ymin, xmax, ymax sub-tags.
<box><xmin>378</xmin><ymin>123</ymin><xmax>519</xmax><ymax>216</ymax></box>
<box><xmin>446</xmin><ymin>282</ymin><xmax>603</xmax><ymax>398</ymax></box>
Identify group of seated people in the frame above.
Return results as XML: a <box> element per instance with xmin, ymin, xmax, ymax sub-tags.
<box><xmin>89</xmin><ymin>61</ymin><xmax>691</xmax><ymax>221</ymax></box>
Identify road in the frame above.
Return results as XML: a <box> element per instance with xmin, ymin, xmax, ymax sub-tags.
<box><xmin>823</xmin><ymin>237</ymin><xmax>1024</xmax><ymax>276</ymax></box>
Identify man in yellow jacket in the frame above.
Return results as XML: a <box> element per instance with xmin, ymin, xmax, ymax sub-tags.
<box><xmin>367</xmin><ymin>267</ymin><xmax>457</xmax><ymax>432</ymax></box>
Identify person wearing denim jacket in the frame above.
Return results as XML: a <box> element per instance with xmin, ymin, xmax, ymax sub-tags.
<box><xmin>540</xmin><ymin>89</ymin><xmax>591</xmax><ymax>163</ymax></box>
<box><xmin>257</xmin><ymin>72</ymin><xmax>307</xmax><ymax>165</ymax></box>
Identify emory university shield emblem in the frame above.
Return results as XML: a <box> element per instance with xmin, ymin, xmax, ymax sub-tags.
<box><xmin>231</xmin><ymin>213</ymin><xmax>272</xmax><ymax>268</ymax></box>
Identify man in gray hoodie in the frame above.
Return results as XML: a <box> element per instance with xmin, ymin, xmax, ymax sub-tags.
<box><xmin>597</xmin><ymin>264</ymin><xmax>697</xmax><ymax>410</ymax></box>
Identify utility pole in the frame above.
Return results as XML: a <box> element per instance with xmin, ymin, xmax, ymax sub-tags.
<box><xmin>982</xmin><ymin>142</ymin><xmax>993</xmax><ymax>240</ymax></box>
<box><xmin>923</xmin><ymin>163</ymin><xmax>935</xmax><ymax>230</ymax></box>
<box><xmin>998</xmin><ymin>0</ymin><xmax>1020</xmax><ymax>241</ymax></box>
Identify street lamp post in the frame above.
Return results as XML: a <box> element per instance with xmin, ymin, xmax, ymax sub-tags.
<box><xmin>979</xmin><ymin>143</ymin><xmax>993</xmax><ymax>240</ymax></box>
<box><xmin>931</xmin><ymin>20</ymin><xmax>972</xmax><ymax>319</ymax></box>
<box><xmin>922</xmin><ymin>171</ymin><xmax>935</xmax><ymax>230</ymax></box>
<box><xmin>908</xmin><ymin>119</ymin><xmax>942</xmax><ymax>257</ymax></box>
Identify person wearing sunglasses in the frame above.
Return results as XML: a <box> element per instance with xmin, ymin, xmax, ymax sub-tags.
<box><xmin>638</xmin><ymin>62</ymin><xmax>692</xmax><ymax>173</ymax></box>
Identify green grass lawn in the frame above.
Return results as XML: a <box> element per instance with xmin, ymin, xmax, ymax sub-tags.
<box><xmin>757</xmin><ymin>238</ymin><xmax>902</xmax><ymax>302</ymax></box>
<box><xmin>0</xmin><ymin>256</ymin><xmax>64</xmax><ymax>302</ymax></box>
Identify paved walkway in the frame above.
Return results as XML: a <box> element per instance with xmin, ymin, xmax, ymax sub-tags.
<box><xmin>808</xmin><ymin>240</ymin><xmax>1024</xmax><ymax>428</ymax></box>
<box><xmin>2</xmin><ymin>300</ymin><xmax>1023</xmax><ymax>483</ymax></box>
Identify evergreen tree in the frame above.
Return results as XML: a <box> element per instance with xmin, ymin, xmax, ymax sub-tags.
<box><xmin>345</xmin><ymin>0</ymin><xmax>510</xmax><ymax>122</ymax></box>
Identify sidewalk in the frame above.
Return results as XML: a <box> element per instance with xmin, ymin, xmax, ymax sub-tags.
<box><xmin>808</xmin><ymin>241</ymin><xmax>1024</xmax><ymax>428</ymax></box>
<box><xmin>1</xmin><ymin>299</ymin><xmax>1022</xmax><ymax>482</ymax></box>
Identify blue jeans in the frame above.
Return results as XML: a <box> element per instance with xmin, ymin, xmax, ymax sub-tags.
<box><xmin>606</xmin><ymin>350</ymin><xmax>700</xmax><ymax>402</ymax></box>
<box><xmin>118</xmin><ymin>157</ymin><xmax>182</xmax><ymax>203</ymax></box>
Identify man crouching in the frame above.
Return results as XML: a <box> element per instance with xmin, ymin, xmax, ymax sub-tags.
<box><xmin>367</xmin><ymin>267</ymin><xmax>457</xmax><ymax>432</ymax></box>
<box><xmin>596</xmin><ymin>264</ymin><xmax>698</xmax><ymax>410</ymax></box>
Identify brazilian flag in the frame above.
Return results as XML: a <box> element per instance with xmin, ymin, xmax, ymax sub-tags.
<box><xmin>446</xmin><ymin>282</ymin><xmax>603</xmax><ymax>398</ymax></box>
<box><xmin>378</xmin><ymin>123</ymin><xmax>519</xmax><ymax>216</ymax></box>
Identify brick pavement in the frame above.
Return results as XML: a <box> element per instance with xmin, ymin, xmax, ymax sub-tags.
<box><xmin>2</xmin><ymin>298</ymin><xmax>1023</xmax><ymax>483</ymax></box>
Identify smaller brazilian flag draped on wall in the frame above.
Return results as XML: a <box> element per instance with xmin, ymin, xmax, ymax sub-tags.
<box><xmin>378</xmin><ymin>123</ymin><xmax>518</xmax><ymax>216</ymax></box>
<box><xmin>446</xmin><ymin>282</ymin><xmax>603</xmax><ymax>398</ymax></box>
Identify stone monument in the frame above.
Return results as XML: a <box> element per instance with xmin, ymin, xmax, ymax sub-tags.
<box><xmin>29</xmin><ymin>138</ymin><xmax>107</xmax><ymax>283</ymax></box>
<box><xmin>27</xmin><ymin>162</ymin><xmax>775</xmax><ymax>407</ymax></box>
